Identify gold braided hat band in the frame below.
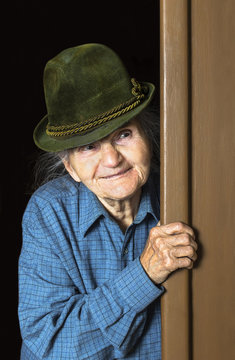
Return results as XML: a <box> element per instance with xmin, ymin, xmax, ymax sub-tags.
<box><xmin>46</xmin><ymin>78</ymin><xmax>147</xmax><ymax>137</ymax></box>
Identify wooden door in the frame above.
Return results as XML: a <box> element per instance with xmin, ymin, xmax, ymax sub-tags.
<box><xmin>160</xmin><ymin>0</ymin><xmax>235</xmax><ymax>359</ymax></box>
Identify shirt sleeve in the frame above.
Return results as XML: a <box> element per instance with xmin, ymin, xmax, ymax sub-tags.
<box><xmin>18</xmin><ymin>204</ymin><xmax>164</xmax><ymax>360</ymax></box>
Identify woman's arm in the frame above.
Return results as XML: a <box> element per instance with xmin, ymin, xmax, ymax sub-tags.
<box><xmin>19</xmin><ymin>212</ymin><xmax>163</xmax><ymax>360</ymax></box>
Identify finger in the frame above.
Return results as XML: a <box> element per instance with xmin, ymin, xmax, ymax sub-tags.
<box><xmin>166</xmin><ymin>233</ymin><xmax>198</xmax><ymax>250</ymax></box>
<box><xmin>163</xmin><ymin>222</ymin><xmax>195</xmax><ymax>239</ymax></box>
<box><xmin>189</xmin><ymin>253</ymin><xmax>197</xmax><ymax>262</ymax></box>
<box><xmin>176</xmin><ymin>257</ymin><xmax>193</xmax><ymax>270</ymax></box>
<box><xmin>185</xmin><ymin>259</ymin><xmax>194</xmax><ymax>269</ymax></box>
<box><xmin>150</xmin><ymin>221</ymin><xmax>195</xmax><ymax>240</ymax></box>
<box><xmin>172</xmin><ymin>245</ymin><xmax>197</xmax><ymax>260</ymax></box>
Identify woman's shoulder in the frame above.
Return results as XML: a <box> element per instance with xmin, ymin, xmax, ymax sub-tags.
<box><xmin>35</xmin><ymin>174</ymin><xmax>78</xmax><ymax>197</ymax></box>
<box><xmin>24</xmin><ymin>175</ymin><xmax>80</xmax><ymax>218</ymax></box>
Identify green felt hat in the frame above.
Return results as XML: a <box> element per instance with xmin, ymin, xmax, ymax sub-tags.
<box><xmin>33</xmin><ymin>43</ymin><xmax>155</xmax><ymax>152</ymax></box>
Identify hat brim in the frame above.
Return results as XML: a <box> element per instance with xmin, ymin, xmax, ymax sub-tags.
<box><xmin>33</xmin><ymin>82</ymin><xmax>155</xmax><ymax>152</ymax></box>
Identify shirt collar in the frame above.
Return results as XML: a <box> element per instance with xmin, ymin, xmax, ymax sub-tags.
<box><xmin>78</xmin><ymin>171</ymin><xmax>160</xmax><ymax>237</ymax></box>
<box><xmin>134</xmin><ymin>171</ymin><xmax>160</xmax><ymax>225</ymax></box>
<box><xmin>78</xmin><ymin>182</ymin><xmax>107</xmax><ymax>238</ymax></box>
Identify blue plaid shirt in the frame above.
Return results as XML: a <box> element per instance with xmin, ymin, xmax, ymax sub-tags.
<box><xmin>18</xmin><ymin>173</ymin><xmax>164</xmax><ymax>359</ymax></box>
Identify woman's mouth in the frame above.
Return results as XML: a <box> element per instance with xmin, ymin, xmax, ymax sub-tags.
<box><xmin>100</xmin><ymin>168</ymin><xmax>132</xmax><ymax>180</ymax></box>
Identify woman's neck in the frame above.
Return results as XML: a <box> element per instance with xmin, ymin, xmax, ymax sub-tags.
<box><xmin>97</xmin><ymin>188</ymin><xmax>142</xmax><ymax>233</ymax></box>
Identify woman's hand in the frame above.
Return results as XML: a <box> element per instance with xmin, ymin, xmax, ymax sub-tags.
<box><xmin>140</xmin><ymin>222</ymin><xmax>198</xmax><ymax>284</ymax></box>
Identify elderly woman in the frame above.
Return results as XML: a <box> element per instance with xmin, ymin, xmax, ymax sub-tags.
<box><xmin>18</xmin><ymin>44</ymin><xmax>197</xmax><ymax>360</ymax></box>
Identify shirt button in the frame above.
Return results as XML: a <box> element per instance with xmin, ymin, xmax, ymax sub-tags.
<box><xmin>124</xmin><ymin>248</ymin><xmax>128</xmax><ymax>255</ymax></box>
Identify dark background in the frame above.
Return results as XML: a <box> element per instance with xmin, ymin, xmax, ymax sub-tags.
<box><xmin>3</xmin><ymin>0</ymin><xmax>159</xmax><ymax>357</ymax></box>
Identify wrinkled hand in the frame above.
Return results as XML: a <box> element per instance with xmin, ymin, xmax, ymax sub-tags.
<box><xmin>140</xmin><ymin>221</ymin><xmax>197</xmax><ymax>284</ymax></box>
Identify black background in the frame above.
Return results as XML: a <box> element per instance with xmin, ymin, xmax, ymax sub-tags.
<box><xmin>3</xmin><ymin>0</ymin><xmax>159</xmax><ymax>357</ymax></box>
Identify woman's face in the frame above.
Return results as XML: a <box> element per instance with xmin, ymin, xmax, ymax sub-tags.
<box><xmin>64</xmin><ymin>119</ymin><xmax>151</xmax><ymax>203</ymax></box>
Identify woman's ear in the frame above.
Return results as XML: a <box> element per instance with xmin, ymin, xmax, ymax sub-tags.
<box><xmin>63</xmin><ymin>159</ymin><xmax>81</xmax><ymax>182</ymax></box>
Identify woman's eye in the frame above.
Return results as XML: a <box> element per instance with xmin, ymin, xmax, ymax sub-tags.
<box><xmin>118</xmin><ymin>130</ymin><xmax>132</xmax><ymax>140</ymax></box>
<box><xmin>79</xmin><ymin>144</ymin><xmax>96</xmax><ymax>152</ymax></box>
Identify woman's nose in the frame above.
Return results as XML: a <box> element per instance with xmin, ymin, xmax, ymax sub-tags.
<box><xmin>100</xmin><ymin>143</ymin><xmax>122</xmax><ymax>168</ymax></box>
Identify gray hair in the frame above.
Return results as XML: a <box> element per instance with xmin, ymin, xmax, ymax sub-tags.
<box><xmin>32</xmin><ymin>105</ymin><xmax>160</xmax><ymax>191</ymax></box>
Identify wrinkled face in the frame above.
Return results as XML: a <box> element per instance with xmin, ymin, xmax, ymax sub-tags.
<box><xmin>64</xmin><ymin>119</ymin><xmax>151</xmax><ymax>202</ymax></box>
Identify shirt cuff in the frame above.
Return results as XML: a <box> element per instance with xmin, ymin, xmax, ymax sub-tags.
<box><xmin>113</xmin><ymin>257</ymin><xmax>165</xmax><ymax>313</ymax></box>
